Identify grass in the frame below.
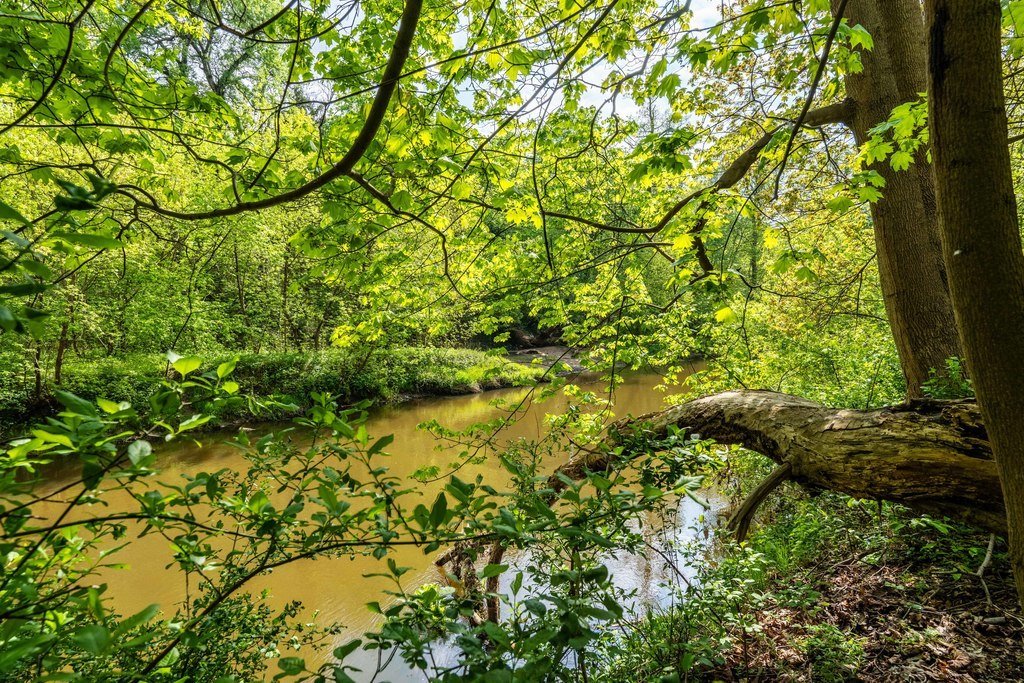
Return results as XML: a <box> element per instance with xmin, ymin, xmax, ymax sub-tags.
<box><xmin>0</xmin><ymin>346</ymin><xmax>545</xmax><ymax>435</ymax></box>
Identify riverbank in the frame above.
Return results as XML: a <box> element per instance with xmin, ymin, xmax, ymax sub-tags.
<box><xmin>0</xmin><ymin>347</ymin><xmax>547</xmax><ymax>438</ymax></box>
<box><xmin>601</xmin><ymin>452</ymin><xmax>1024</xmax><ymax>681</ymax></box>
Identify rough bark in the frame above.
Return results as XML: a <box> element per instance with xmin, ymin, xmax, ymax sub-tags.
<box><xmin>925</xmin><ymin>0</ymin><xmax>1024</xmax><ymax>604</ymax></box>
<box><xmin>560</xmin><ymin>390</ymin><xmax>1006</xmax><ymax>535</ymax></box>
<box><xmin>726</xmin><ymin>461</ymin><xmax>793</xmax><ymax>541</ymax></box>
<box><xmin>834</xmin><ymin>0</ymin><xmax>962</xmax><ymax>397</ymax></box>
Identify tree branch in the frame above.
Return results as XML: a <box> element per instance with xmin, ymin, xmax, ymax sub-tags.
<box><xmin>127</xmin><ymin>0</ymin><xmax>423</xmax><ymax>221</ymax></box>
<box><xmin>772</xmin><ymin>0</ymin><xmax>850</xmax><ymax>198</ymax></box>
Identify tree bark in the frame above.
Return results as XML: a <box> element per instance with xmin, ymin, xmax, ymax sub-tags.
<box><xmin>53</xmin><ymin>320</ymin><xmax>69</xmax><ymax>386</ymax></box>
<box><xmin>560</xmin><ymin>390</ymin><xmax>1006</xmax><ymax>535</ymax></box>
<box><xmin>835</xmin><ymin>0</ymin><xmax>962</xmax><ymax>397</ymax></box>
<box><xmin>925</xmin><ymin>0</ymin><xmax>1024</xmax><ymax>605</ymax></box>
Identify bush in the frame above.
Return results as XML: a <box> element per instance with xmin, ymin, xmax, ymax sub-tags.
<box><xmin>0</xmin><ymin>347</ymin><xmax>544</xmax><ymax>436</ymax></box>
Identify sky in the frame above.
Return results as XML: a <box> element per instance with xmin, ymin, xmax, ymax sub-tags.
<box><xmin>570</xmin><ymin>0</ymin><xmax>723</xmax><ymax>121</ymax></box>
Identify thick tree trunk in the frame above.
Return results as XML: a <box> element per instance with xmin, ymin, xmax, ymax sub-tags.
<box><xmin>925</xmin><ymin>0</ymin><xmax>1024</xmax><ymax>605</ymax></box>
<box><xmin>559</xmin><ymin>390</ymin><xmax>1006</xmax><ymax>535</ymax></box>
<box><xmin>835</xmin><ymin>0</ymin><xmax>962</xmax><ymax>397</ymax></box>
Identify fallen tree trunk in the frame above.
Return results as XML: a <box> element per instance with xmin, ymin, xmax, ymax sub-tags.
<box><xmin>438</xmin><ymin>390</ymin><xmax>1005</xmax><ymax>624</ymax></box>
<box><xmin>561</xmin><ymin>390</ymin><xmax>1005</xmax><ymax>535</ymax></box>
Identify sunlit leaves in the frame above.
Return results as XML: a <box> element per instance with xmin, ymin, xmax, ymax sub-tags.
<box><xmin>714</xmin><ymin>306</ymin><xmax>736</xmax><ymax>323</ymax></box>
<box><xmin>171</xmin><ymin>355</ymin><xmax>202</xmax><ymax>376</ymax></box>
<box><xmin>0</xmin><ymin>201</ymin><xmax>29</xmax><ymax>226</ymax></box>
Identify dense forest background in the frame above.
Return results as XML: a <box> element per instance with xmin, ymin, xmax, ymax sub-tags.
<box><xmin>0</xmin><ymin>0</ymin><xmax>918</xmax><ymax>413</ymax></box>
<box><xmin>2</xmin><ymin>0</ymin><xmax>1024</xmax><ymax>680</ymax></box>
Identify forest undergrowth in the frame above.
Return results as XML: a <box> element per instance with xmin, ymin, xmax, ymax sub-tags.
<box><xmin>603</xmin><ymin>451</ymin><xmax>1024</xmax><ymax>682</ymax></box>
<box><xmin>0</xmin><ymin>346</ymin><xmax>544</xmax><ymax>436</ymax></box>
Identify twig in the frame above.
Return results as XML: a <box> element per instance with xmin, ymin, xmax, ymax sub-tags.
<box><xmin>772</xmin><ymin>0</ymin><xmax>850</xmax><ymax>199</ymax></box>
<box><xmin>976</xmin><ymin>533</ymin><xmax>996</xmax><ymax>606</ymax></box>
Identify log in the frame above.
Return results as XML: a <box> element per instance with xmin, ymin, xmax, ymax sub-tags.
<box><xmin>558</xmin><ymin>390</ymin><xmax>1006</xmax><ymax>535</ymax></box>
<box><xmin>438</xmin><ymin>390</ymin><xmax>1005</xmax><ymax>624</ymax></box>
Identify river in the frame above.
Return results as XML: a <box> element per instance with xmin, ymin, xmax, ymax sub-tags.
<box><xmin>74</xmin><ymin>369</ymin><xmax>718</xmax><ymax>679</ymax></box>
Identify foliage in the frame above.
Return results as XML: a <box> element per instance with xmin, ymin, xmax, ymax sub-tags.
<box><xmin>922</xmin><ymin>357</ymin><xmax>975</xmax><ymax>400</ymax></box>
<box><xmin>0</xmin><ymin>347</ymin><xmax>544</xmax><ymax>433</ymax></box>
<box><xmin>600</xmin><ymin>449</ymin><xmax>1006</xmax><ymax>681</ymax></box>
<box><xmin>2</xmin><ymin>1</ymin><xmax>1023</xmax><ymax>681</ymax></box>
<box><xmin>0</xmin><ymin>361</ymin><xmax>713</xmax><ymax>681</ymax></box>
<box><xmin>798</xmin><ymin>623</ymin><xmax>866</xmax><ymax>683</ymax></box>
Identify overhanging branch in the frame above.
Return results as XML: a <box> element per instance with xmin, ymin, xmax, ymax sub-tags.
<box><xmin>125</xmin><ymin>0</ymin><xmax>423</xmax><ymax>221</ymax></box>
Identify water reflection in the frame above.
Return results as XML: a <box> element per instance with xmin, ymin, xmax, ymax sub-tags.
<box><xmin>61</xmin><ymin>369</ymin><xmax>714</xmax><ymax>680</ymax></box>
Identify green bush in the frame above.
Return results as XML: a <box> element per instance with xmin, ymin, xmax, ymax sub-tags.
<box><xmin>0</xmin><ymin>347</ymin><xmax>544</xmax><ymax>435</ymax></box>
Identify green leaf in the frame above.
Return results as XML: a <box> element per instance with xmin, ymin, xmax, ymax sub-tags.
<box><xmin>19</xmin><ymin>258</ymin><xmax>52</xmax><ymax>279</ymax></box>
<box><xmin>97</xmin><ymin>398</ymin><xmax>121</xmax><ymax>414</ymax></box>
<box><xmin>451</xmin><ymin>180</ymin><xmax>472</xmax><ymax>200</ymax></box>
<box><xmin>827</xmin><ymin>195</ymin><xmax>854</xmax><ymax>213</ymax></box>
<box><xmin>367</xmin><ymin>434</ymin><xmax>393</xmax><ymax>455</ymax></box>
<box><xmin>127</xmin><ymin>440</ymin><xmax>152</xmax><ymax>465</ymax></box>
<box><xmin>55</xmin><ymin>390</ymin><xmax>98</xmax><ymax>416</ymax></box>
<box><xmin>848</xmin><ymin>23</ymin><xmax>874</xmax><ymax>51</ymax></box>
<box><xmin>177</xmin><ymin>413</ymin><xmax>212</xmax><ymax>433</ymax></box>
<box><xmin>248</xmin><ymin>491</ymin><xmax>271</xmax><ymax>514</ymax></box>
<box><xmin>0</xmin><ymin>200</ymin><xmax>30</xmax><ymax>225</ymax></box>
<box><xmin>112</xmin><ymin>604</ymin><xmax>159</xmax><ymax>639</ymax></box>
<box><xmin>73</xmin><ymin>625</ymin><xmax>111</xmax><ymax>655</ymax></box>
<box><xmin>890</xmin><ymin>150</ymin><xmax>913</xmax><ymax>171</ymax></box>
<box><xmin>55</xmin><ymin>195</ymin><xmax>96</xmax><ymax>211</ymax></box>
<box><xmin>481</xmin><ymin>563</ymin><xmax>508</xmax><ymax>578</ymax></box>
<box><xmin>429</xmin><ymin>492</ymin><xmax>448</xmax><ymax>527</ymax></box>
<box><xmin>51</xmin><ymin>232</ymin><xmax>122</xmax><ymax>249</ymax></box>
<box><xmin>391</xmin><ymin>190</ymin><xmax>413</xmax><ymax>210</ymax></box>
<box><xmin>216</xmin><ymin>358</ymin><xmax>236</xmax><ymax>378</ymax></box>
<box><xmin>32</xmin><ymin>429</ymin><xmax>73</xmax><ymax>448</ymax></box>
<box><xmin>172</xmin><ymin>356</ymin><xmax>202</xmax><ymax>376</ymax></box>
<box><xmin>0</xmin><ymin>282</ymin><xmax>47</xmax><ymax>296</ymax></box>
<box><xmin>333</xmin><ymin>639</ymin><xmax>363</xmax><ymax>661</ymax></box>
<box><xmin>276</xmin><ymin>657</ymin><xmax>306</xmax><ymax>675</ymax></box>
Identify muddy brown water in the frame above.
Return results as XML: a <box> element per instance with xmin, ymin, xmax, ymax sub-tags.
<box><xmin>50</xmin><ymin>369</ymin><xmax>718</xmax><ymax>680</ymax></box>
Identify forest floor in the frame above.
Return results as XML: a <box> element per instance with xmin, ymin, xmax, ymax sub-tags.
<box><xmin>607</xmin><ymin>460</ymin><xmax>1024</xmax><ymax>682</ymax></box>
<box><xmin>715</xmin><ymin>532</ymin><xmax>1024</xmax><ymax>681</ymax></box>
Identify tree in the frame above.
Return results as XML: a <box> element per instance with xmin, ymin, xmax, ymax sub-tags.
<box><xmin>925</xmin><ymin>0</ymin><xmax>1024</xmax><ymax>605</ymax></box>
<box><xmin>833</xmin><ymin>0</ymin><xmax>962</xmax><ymax>397</ymax></box>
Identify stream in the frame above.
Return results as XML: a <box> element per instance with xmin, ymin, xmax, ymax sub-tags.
<box><xmin>68</xmin><ymin>369</ymin><xmax>720</xmax><ymax>680</ymax></box>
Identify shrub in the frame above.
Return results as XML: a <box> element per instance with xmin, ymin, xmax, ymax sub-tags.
<box><xmin>0</xmin><ymin>347</ymin><xmax>544</xmax><ymax>436</ymax></box>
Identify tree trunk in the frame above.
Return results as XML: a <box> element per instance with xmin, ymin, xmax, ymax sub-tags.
<box><xmin>54</xmin><ymin>284</ymin><xmax>74</xmax><ymax>386</ymax></box>
<box><xmin>54</xmin><ymin>320</ymin><xmax>69</xmax><ymax>386</ymax></box>
<box><xmin>561</xmin><ymin>390</ymin><xmax>1006</xmax><ymax>535</ymax></box>
<box><xmin>835</xmin><ymin>0</ymin><xmax>962</xmax><ymax>397</ymax></box>
<box><xmin>925</xmin><ymin>0</ymin><xmax>1024</xmax><ymax>605</ymax></box>
<box><xmin>32</xmin><ymin>341</ymin><xmax>43</xmax><ymax>404</ymax></box>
